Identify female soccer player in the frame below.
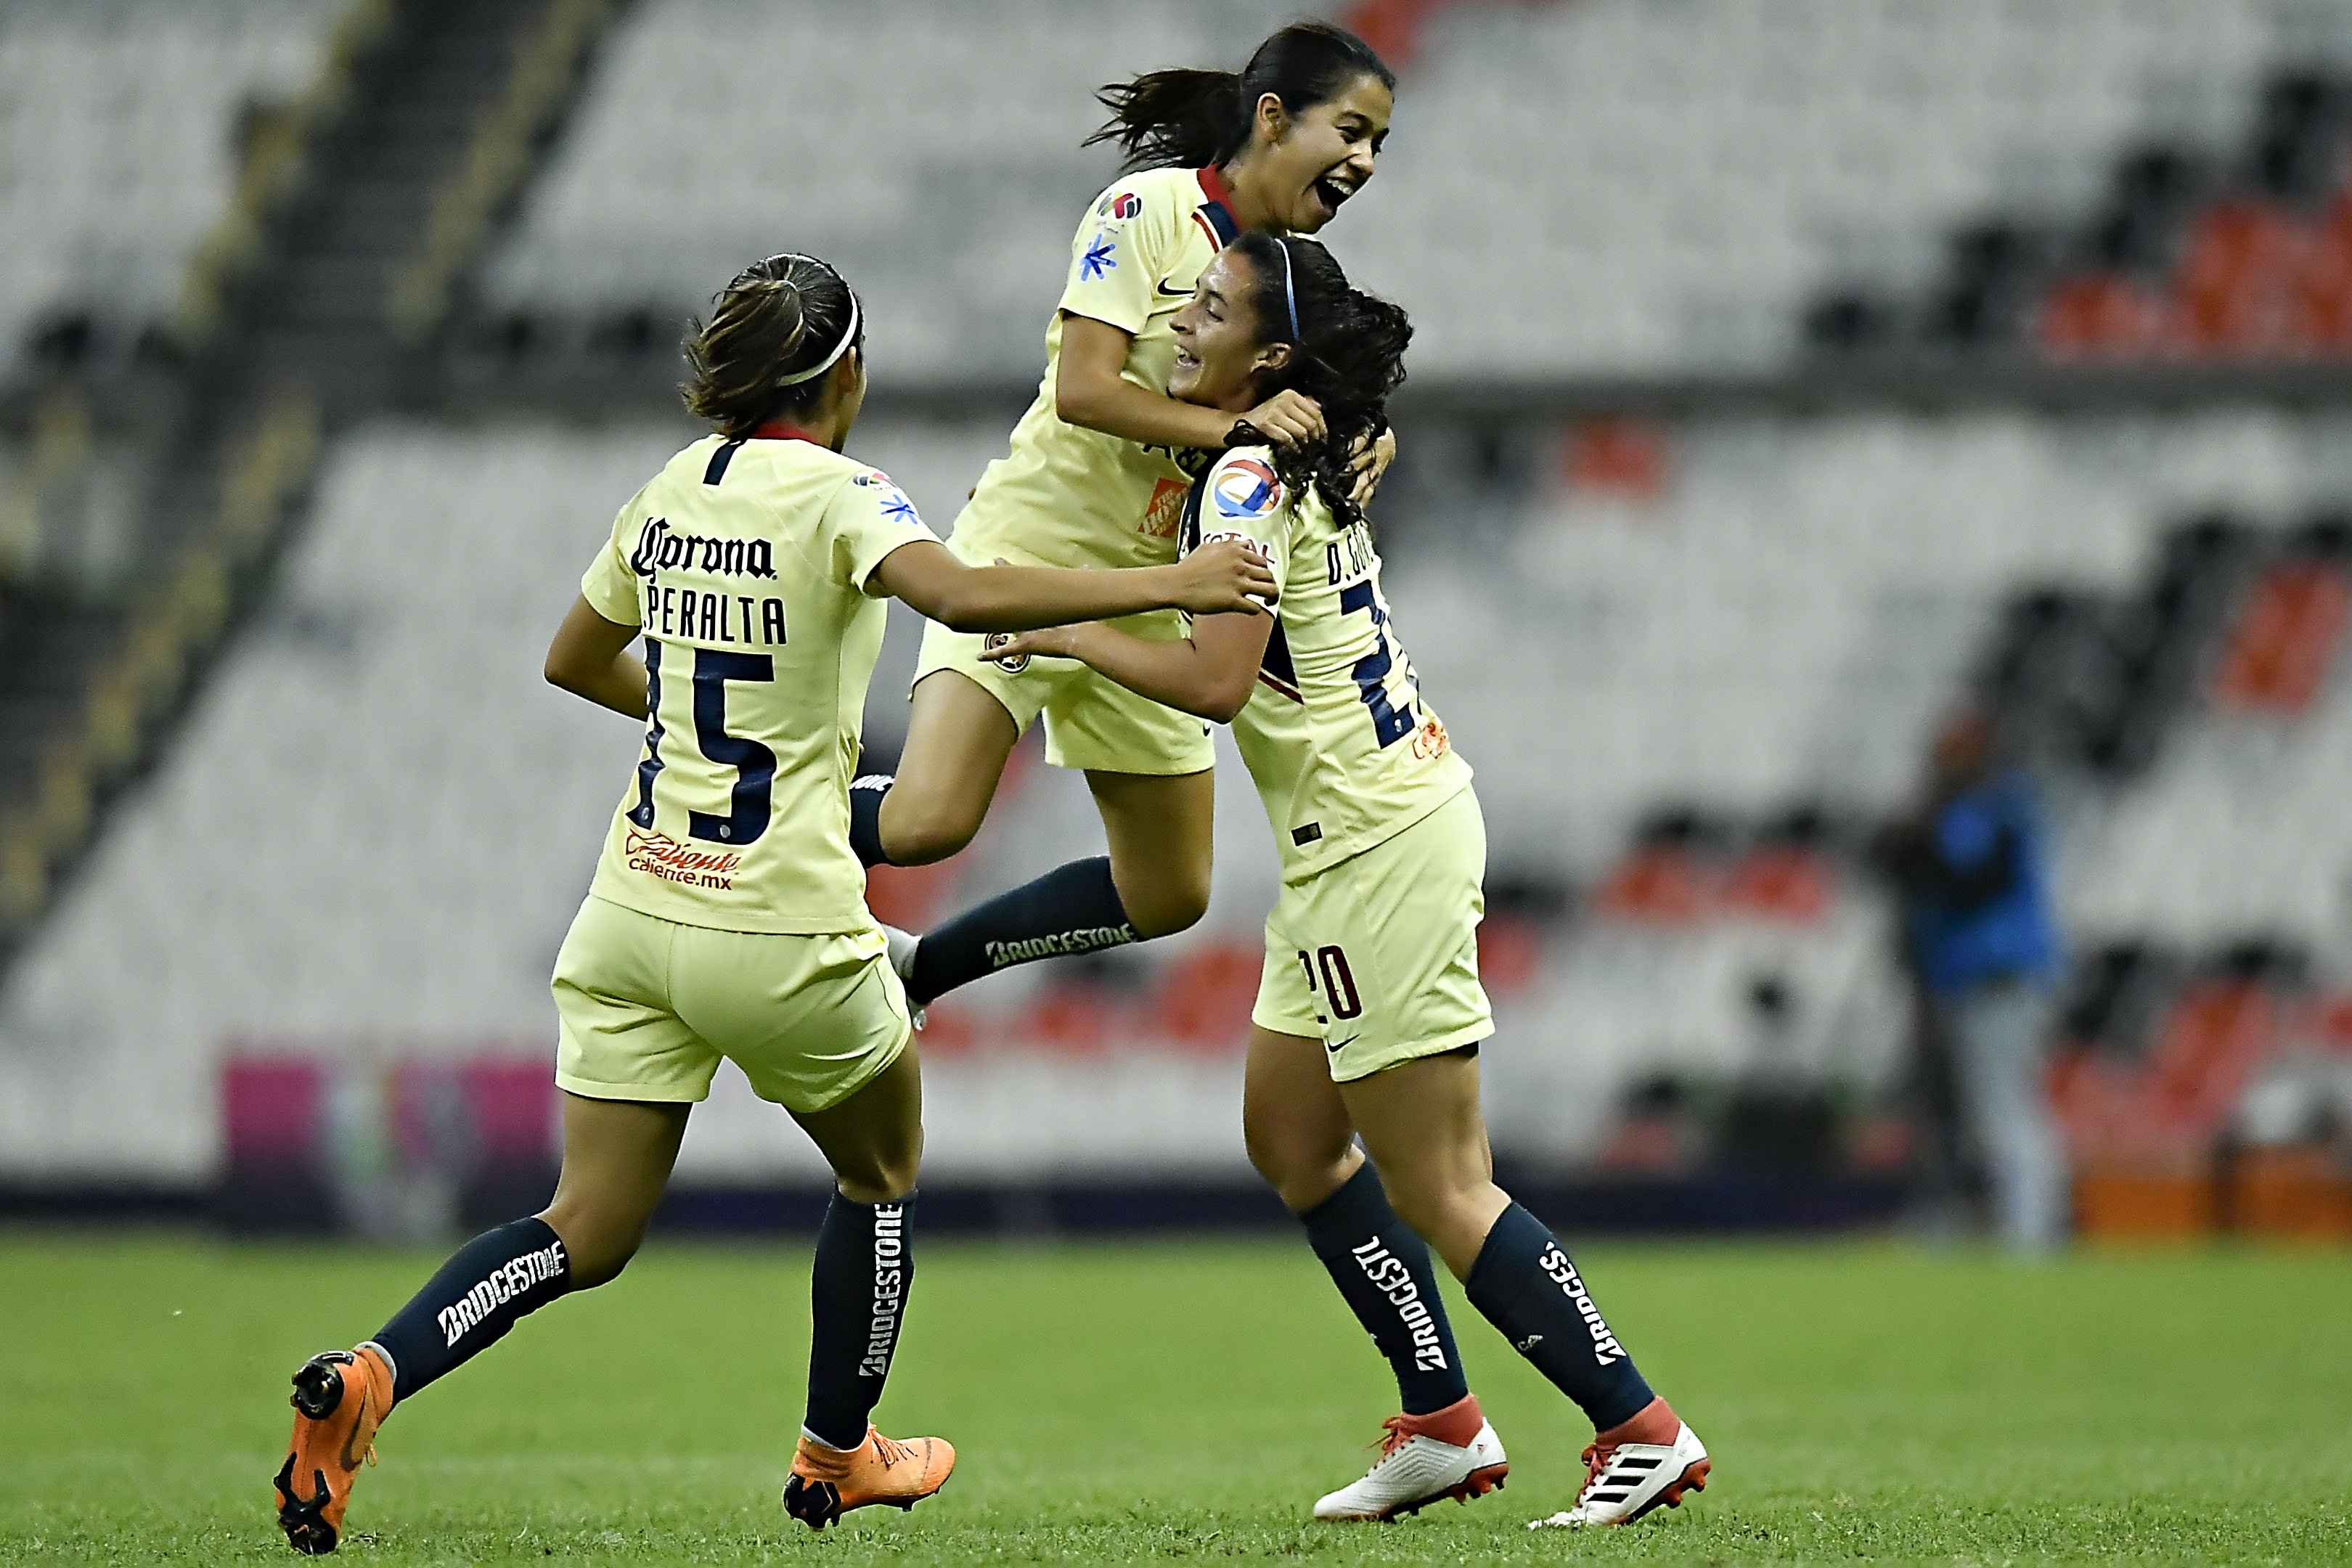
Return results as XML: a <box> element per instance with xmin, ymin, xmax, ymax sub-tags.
<box><xmin>850</xmin><ymin>21</ymin><xmax>1398</xmax><ymax>1011</ymax></box>
<box><xmin>984</xmin><ymin>237</ymin><xmax>1713</xmax><ymax>1529</ymax></box>
<box><xmin>270</xmin><ymin>253</ymin><xmax>1277</xmax><ymax>1556</ymax></box>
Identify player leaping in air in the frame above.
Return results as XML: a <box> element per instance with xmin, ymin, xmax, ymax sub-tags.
<box><xmin>845</xmin><ymin>22</ymin><xmax>1396</xmax><ymax>1010</ymax></box>
<box><xmin>984</xmin><ymin>237</ymin><xmax>1713</xmax><ymax>1529</ymax></box>
<box><xmin>269</xmin><ymin>253</ymin><xmax>1277</xmax><ymax>1555</ymax></box>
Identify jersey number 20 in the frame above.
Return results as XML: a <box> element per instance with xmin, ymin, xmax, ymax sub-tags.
<box><xmin>626</xmin><ymin>640</ymin><xmax>776</xmax><ymax>846</ymax></box>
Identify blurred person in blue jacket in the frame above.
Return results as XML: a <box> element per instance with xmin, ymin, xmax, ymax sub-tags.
<box><xmin>1877</xmin><ymin>709</ymin><xmax>2067</xmax><ymax>1251</ymax></box>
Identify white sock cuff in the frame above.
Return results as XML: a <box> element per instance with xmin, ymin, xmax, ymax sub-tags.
<box><xmin>359</xmin><ymin>1339</ymin><xmax>399</xmax><ymax>1393</ymax></box>
<box><xmin>799</xmin><ymin>1424</ymin><xmax>860</xmax><ymax>1453</ymax></box>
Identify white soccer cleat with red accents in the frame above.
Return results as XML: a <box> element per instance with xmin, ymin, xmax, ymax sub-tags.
<box><xmin>1528</xmin><ymin>1419</ymin><xmax>1709</xmax><ymax>1528</ymax></box>
<box><xmin>1313</xmin><ymin>1395</ymin><xmax>1509</xmax><ymax>1521</ymax></box>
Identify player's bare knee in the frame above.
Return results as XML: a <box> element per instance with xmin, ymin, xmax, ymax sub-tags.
<box><xmin>833</xmin><ymin>1148</ymin><xmax>921</xmax><ymax>1205</ymax></box>
<box><xmin>879</xmin><ymin>791</ymin><xmax>982</xmax><ymax>866</ymax></box>
<box><xmin>1392</xmin><ymin>1178</ymin><xmax>1500</xmax><ymax>1261</ymax></box>
<box><xmin>835</xmin><ymin>1170</ymin><xmax>918</xmax><ymax>1206</ymax></box>
<box><xmin>1379</xmin><ymin>1175</ymin><xmax>1458</xmax><ymax>1241</ymax></box>
<box><xmin>569</xmin><ymin>1241</ymin><xmax>639</xmax><ymax>1291</ymax></box>
<box><xmin>1243</xmin><ymin>1124</ymin><xmax>1294</xmax><ymax>1188</ymax></box>
<box><xmin>541</xmin><ymin>1209</ymin><xmax>644</xmax><ymax>1289</ymax></box>
<box><xmin>1119</xmin><ymin>869</ymin><xmax>1210</xmax><ymax>939</ymax></box>
<box><xmin>1246</xmin><ymin>1122</ymin><xmax>1357</xmax><ymax>1212</ymax></box>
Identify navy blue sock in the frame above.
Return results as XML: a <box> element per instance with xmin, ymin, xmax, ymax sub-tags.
<box><xmin>1298</xmin><ymin>1163</ymin><xmax>1471</xmax><ymax>1416</ymax></box>
<box><xmin>1464</xmin><ymin>1203</ymin><xmax>1654</xmax><ymax>1431</ymax></box>
<box><xmin>369</xmin><ymin>1217</ymin><xmax>571</xmax><ymax>1405</ymax></box>
<box><xmin>804</xmin><ymin>1192</ymin><xmax>913</xmax><ymax>1449</ymax></box>
<box><xmin>906</xmin><ymin>856</ymin><xmax>1136</xmax><ymax>1005</ymax></box>
<box><xmin>849</xmin><ymin>772</ymin><xmax>894</xmax><ymax>868</ymax></box>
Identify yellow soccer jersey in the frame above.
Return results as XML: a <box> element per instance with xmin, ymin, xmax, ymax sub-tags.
<box><xmin>1180</xmin><ymin>447</ymin><xmax>1474</xmax><ymax>883</ymax></box>
<box><xmin>577</xmin><ymin>430</ymin><xmax>937</xmax><ymax>934</ymax></box>
<box><xmin>950</xmin><ymin>164</ymin><xmax>1242</xmax><ymax>572</ymax></box>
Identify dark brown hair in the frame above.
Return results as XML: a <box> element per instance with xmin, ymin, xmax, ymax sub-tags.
<box><xmin>1087</xmin><ymin>21</ymin><xmax>1394</xmax><ymax>173</ymax></box>
<box><xmin>1225</xmin><ymin>231</ymin><xmax>1410</xmax><ymax>531</ymax></box>
<box><xmin>679</xmin><ymin>253</ymin><xmax>862</xmax><ymax>436</ymax></box>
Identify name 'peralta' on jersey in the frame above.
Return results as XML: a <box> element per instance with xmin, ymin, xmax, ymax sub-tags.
<box><xmin>1180</xmin><ymin>447</ymin><xmax>1474</xmax><ymax>881</ymax></box>
<box><xmin>948</xmin><ymin>165</ymin><xmax>1241</xmax><ymax>573</ymax></box>
<box><xmin>578</xmin><ymin>431</ymin><xmax>936</xmax><ymax>934</ymax></box>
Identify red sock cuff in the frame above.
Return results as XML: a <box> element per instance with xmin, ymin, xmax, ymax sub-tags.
<box><xmin>1400</xmin><ymin>1391</ymin><xmax>1485</xmax><ymax>1448</ymax></box>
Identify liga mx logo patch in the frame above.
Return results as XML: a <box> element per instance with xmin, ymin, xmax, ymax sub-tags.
<box><xmin>852</xmin><ymin>470</ymin><xmax>922</xmax><ymax>527</ymax></box>
<box><xmin>1079</xmin><ymin>233</ymin><xmax>1118</xmax><ymax>281</ymax></box>
<box><xmin>1098</xmin><ymin>190</ymin><xmax>1144</xmax><ymax>222</ymax></box>
<box><xmin>1212</xmin><ymin>457</ymin><xmax>1283</xmax><ymax>520</ymax></box>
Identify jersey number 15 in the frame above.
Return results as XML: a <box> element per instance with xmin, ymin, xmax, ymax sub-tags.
<box><xmin>626</xmin><ymin>640</ymin><xmax>775</xmax><ymax>846</ymax></box>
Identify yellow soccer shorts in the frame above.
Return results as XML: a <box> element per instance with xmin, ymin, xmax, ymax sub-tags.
<box><xmin>551</xmin><ymin>895</ymin><xmax>911</xmax><ymax>1114</ymax></box>
<box><xmin>1251</xmin><ymin>787</ymin><xmax>1495</xmax><ymax>1082</ymax></box>
<box><xmin>913</xmin><ymin>611</ymin><xmax>1215</xmax><ymax>776</ymax></box>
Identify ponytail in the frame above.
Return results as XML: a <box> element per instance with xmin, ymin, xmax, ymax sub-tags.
<box><xmin>1087</xmin><ymin>67</ymin><xmax>1244</xmax><ymax>171</ymax></box>
<box><xmin>1087</xmin><ymin>21</ymin><xmax>1395</xmax><ymax>173</ymax></box>
<box><xmin>680</xmin><ymin>253</ymin><xmax>862</xmax><ymax>437</ymax></box>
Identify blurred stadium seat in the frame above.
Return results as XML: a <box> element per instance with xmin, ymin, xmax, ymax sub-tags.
<box><xmin>4</xmin><ymin>0</ymin><xmax>2352</xmax><ymax>1233</ymax></box>
<box><xmin>478</xmin><ymin>0</ymin><xmax>2295</xmax><ymax>379</ymax></box>
<box><xmin>0</xmin><ymin>0</ymin><xmax>346</xmax><ymax>378</ymax></box>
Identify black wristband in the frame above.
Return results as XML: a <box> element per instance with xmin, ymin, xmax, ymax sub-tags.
<box><xmin>1224</xmin><ymin>419</ymin><xmax>1266</xmax><ymax>448</ymax></box>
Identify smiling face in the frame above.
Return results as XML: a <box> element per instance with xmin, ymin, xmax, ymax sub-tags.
<box><xmin>1169</xmin><ymin>250</ymin><xmax>1291</xmax><ymax>411</ymax></box>
<box><xmin>1228</xmin><ymin>74</ymin><xmax>1392</xmax><ymax>235</ymax></box>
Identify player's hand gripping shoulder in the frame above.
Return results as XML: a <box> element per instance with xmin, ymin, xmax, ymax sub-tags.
<box><xmin>870</xmin><ymin>537</ymin><xmax>1273</xmax><ymax>634</ymax></box>
<box><xmin>1345</xmin><ymin>425</ymin><xmax>1397</xmax><ymax>509</ymax></box>
<box><xmin>1240</xmin><ymin>388</ymin><xmax>1325</xmax><ymax>449</ymax></box>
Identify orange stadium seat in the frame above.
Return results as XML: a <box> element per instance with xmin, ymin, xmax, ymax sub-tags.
<box><xmin>2210</xmin><ymin>559</ymin><xmax>2352</xmax><ymax>712</ymax></box>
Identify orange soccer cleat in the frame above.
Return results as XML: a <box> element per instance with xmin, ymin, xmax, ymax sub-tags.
<box><xmin>782</xmin><ymin>1425</ymin><xmax>956</xmax><ymax>1529</ymax></box>
<box><xmin>272</xmin><ymin>1345</ymin><xmax>394</xmax><ymax>1555</ymax></box>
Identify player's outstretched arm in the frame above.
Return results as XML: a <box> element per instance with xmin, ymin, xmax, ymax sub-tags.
<box><xmin>988</xmin><ymin>604</ymin><xmax>1273</xmax><ymax>724</ymax></box>
<box><xmin>543</xmin><ymin>595</ymin><xmax>648</xmax><ymax>719</ymax></box>
<box><xmin>870</xmin><ymin>537</ymin><xmax>1275</xmax><ymax>634</ymax></box>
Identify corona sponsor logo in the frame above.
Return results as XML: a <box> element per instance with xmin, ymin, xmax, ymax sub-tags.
<box><xmin>628</xmin><ymin>516</ymin><xmax>776</xmax><ymax>580</ymax></box>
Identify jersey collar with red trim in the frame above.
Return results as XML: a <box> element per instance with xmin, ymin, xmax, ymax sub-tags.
<box><xmin>1194</xmin><ymin>165</ymin><xmax>1240</xmax><ymax>248</ymax></box>
<box><xmin>748</xmin><ymin>421</ymin><xmax>821</xmax><ymax>444</ymax></box>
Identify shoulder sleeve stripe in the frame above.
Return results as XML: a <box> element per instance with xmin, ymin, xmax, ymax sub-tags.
<box><xmin>703</xmin><ymin>438</ymin><xmax>746</xmax><ymax>486</ymax></box>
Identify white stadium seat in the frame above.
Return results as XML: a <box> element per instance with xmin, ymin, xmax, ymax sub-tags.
<box><xmin>0</xmin><ymin>0</ymin><xmax>345</xmax><ymax>372</ymax></box>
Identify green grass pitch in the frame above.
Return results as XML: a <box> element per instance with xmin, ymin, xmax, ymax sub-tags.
<box><xmin>1</xmin><ymin>1231</ymin><xmax>2348</xmax><ymax>1564</ymax></box>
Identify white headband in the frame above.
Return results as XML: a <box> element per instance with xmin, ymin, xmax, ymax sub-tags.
<box><xmin>1276</xmin><ymin>240</ymin><xmax>1300</xmax><ymax>340</ymax></box>
<box><xmin>774</xmin><ymin>290</ymin><xmax>861</xmax><ymax>385</ymax></box>
<box><xmin>751</xmin><ymin>252</ymin><xmax>861</xmax><ymax>386</ymax></box>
